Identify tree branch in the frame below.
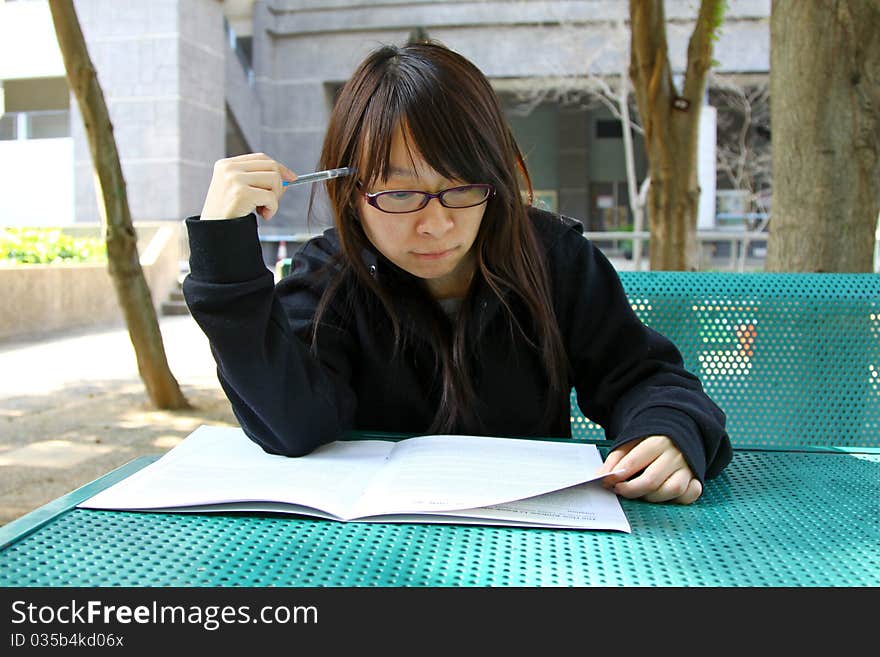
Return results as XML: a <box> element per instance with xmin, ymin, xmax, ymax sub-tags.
<box><xmin>630</xmin><ymin>0</ymin><xmax>672</xmax><ymax>141</ymax></box>
<box><xmin>683</xmin><ymin>0</ymin><xmax>725</xmax><ymax>104</ymax></box>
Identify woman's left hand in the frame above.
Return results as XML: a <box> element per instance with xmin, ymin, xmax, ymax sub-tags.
<box><xmin>596</xmin><ymin>435</ymin><xmax>702</xmax><ymax>504</ymax></box>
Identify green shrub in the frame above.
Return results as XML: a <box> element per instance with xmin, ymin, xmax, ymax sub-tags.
<box><xmin>0</xmin><ymin>228</ymin><xmax>106</xmax><ymax>265</ymax></box>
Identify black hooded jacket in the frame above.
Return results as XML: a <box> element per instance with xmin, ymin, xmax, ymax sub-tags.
<box><xmin>183</xmin><ymin>206</ymin><xmax>731</xmax><ymax>482</ymax></box>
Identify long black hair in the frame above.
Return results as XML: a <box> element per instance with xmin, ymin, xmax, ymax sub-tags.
<box><xmin>312</xmin><ymin>41</ymin><xmax>568</xmax><ymax>434</ymax></box>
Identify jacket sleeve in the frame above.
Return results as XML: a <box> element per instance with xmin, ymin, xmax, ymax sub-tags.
<box><xmin>182</xmin><ymin>214</ymin><xmax>357</xmax><ymax>456</ymax></box>
<box><xmin>554</xmin><ymin>228</ymin><xmax>732</xmax><ymax>482</ymax></box>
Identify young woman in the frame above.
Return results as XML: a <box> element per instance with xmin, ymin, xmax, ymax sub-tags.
<box><xmin>184</xmin><ymin>41</ymin><xmax>731</xmax><ymax>505</ymax></box>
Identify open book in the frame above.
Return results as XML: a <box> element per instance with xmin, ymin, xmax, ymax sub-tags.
<box><xmin>79</xmin><ymin>425</ymin><xmax>630</xmax><ymax>532</ymax></box>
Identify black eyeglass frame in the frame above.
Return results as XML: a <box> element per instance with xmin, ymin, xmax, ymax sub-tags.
<box><xmin>358</xmin><ymin>183</ymin><xmax>496</xmax><ymax>214</ymax></box>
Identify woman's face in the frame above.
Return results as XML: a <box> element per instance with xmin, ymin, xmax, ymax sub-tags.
<box><xmin>356</xmin><ymin>126</ymin><xmax>487</xmax><ymax>300</ymax></box>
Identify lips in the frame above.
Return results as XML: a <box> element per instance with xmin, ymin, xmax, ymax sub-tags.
<box><xmin>412</xmin><ymin>246</ymin><xmax>458</xmax><ymax>259</ymax></box>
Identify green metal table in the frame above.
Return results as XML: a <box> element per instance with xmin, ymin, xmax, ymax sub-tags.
<box><xmin>1</xmin><ymin>445</ymin><xmax>877</xmax><ymax>587</ymax></box>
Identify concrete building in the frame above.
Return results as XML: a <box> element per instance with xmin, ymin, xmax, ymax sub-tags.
<box><xmin>0</xmin><ymin>0</ymin><xmax>770</xmax><ymax>253</ymax></box>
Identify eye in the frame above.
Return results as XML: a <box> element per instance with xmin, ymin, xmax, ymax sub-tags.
<box><xmin>384</xmin><ymin>191</ymin><xmax>417</xmax><ymax>201</ymax></box>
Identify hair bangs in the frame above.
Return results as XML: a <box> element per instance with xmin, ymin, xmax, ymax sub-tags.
<box><xmin>353</xmin><ymin>58</ymin><xmax>495</xmax><ymax>190</ymax></box>
<box><xmin>350</xmin><ymin>78</ymin><xmax>399</xmax><ymax>190</ymax></box>
<box><xmin>404</xmin><ymin>100</ymin><xmax>494</xmax><ymax>187</ymax></box>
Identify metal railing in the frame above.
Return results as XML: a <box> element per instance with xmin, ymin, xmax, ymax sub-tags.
<box><xmin>584</xmin><ymin>230</ymin><xmax>770</xmax><ymax>272</ymax></box>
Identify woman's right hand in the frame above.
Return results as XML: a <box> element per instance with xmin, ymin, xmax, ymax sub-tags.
<box><xmin>200</xmin><ymin>153</ymin><xmax>298</xmax><ymax>221</ymax></box>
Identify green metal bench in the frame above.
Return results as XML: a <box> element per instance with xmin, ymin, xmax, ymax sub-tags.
<box><xmin>1</xmin><ymin>271</ymin><xmax>878</xmax><ymax>586</ymax></box>
<box><xmin>574</xmin><ymin>271</ymin><xmax>880</xmax><ymax>450</ymax></box>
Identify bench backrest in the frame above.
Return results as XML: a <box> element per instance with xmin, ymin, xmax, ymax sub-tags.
<box><xmin>571</xmin><ymin>272</ymin><xmax>880</xmax><ymax>449</ymax></box>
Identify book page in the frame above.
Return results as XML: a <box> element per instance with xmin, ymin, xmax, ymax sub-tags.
<box><xmin>145</xmin><ymin>501</ymin><xmax>341</xmax><ymax>521</ymax></box>
<box><xmin>80</xmin><ymin>427</ymin><xmax>627</xmax><ymax>531</ymax></box>
<box><xmin>437</xmin><ymin>481</ymin><xmax>631</xmax><ymax>532</ymax></box>
<box><xmin>155</xmin><ymin>486</ymin><xmax>629</xmax><ymax>532</ymax></box>
<box><xmin>350</xmin><ymin>434</ymin><xmax>609</xmax><ymax>517</ymax></box>
<box><xmin>80</xmin><ymin>426</ymin><xmax>393</xmax><ymax>519</ymax></box>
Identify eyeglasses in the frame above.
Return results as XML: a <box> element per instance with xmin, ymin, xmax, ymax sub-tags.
<box><xmin>360</xmin><ymin>183</ymin><xmax>495</xmax><ymax>214</ymax></box>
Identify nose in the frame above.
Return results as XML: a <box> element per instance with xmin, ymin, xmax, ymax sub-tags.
<box><xmin>415</xmin><ymin>197</ymin><xmax>454</xmax><ymax>238</ymax></box>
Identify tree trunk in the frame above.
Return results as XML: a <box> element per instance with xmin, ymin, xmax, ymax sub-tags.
<box><xmin>619</xmin><ymin>53</ymin><xmax>647</xmax><ymax>270</ymax></box>
<box><xmin>765</xmin><ymin>0</ymin><xmax>880</xmax><ymax>272</ymax></box>
<box><xmin>49</xmin><ymin>0</ymin><xmax>190</xmax><ymax>409</ymax></box>
<box><xmin>629</xmin><ymin>0</ymin><xmax>724</xmax><ymax>270</ymax></box>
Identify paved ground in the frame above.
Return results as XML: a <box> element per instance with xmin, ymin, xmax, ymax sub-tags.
<box><xmin>0</xmin><ymin>315</ymin><xmax>237</xmax><ymax>527</ymax></box>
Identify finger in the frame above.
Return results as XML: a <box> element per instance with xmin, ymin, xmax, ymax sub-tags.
<box><xmin>238</xmin><ymin>165</ymin><xmax>296</xmax><ymax>202</ymax></box>
<box><xmin>258</xmin><ymin>161</ymin><xmax>297</xmax><ymax>183</ymax></box>
<box><xmin>278</xmin><ymin>168</ymin><xmax>297</xmax><ymax>198</ymax></box>
<box><xmin>222</xmin><ymin>152</ymin><xmax>283</xmax><ymax>171</ymax></box>
<box><xmin>597</xmin><ymin>444</ymin><xmax>635</xmax><ymax>488</ymax></box>
<box><xmin>228</xmin><ymin>156</ymin><xmax>295</xmax><ymax>182</ymax></box>
<box><xmin>237</xmin><ymin>170</ymin><xmax>283</xmax><ymax>194</ymax></box>
<box><xmin>596</xmin><ymin>446</ymin><xmax>627</xmax><ymax>476</ymax></box>
<box><xmin>227</xmin><ymin>152</ymin><xmax>275</xmax><ymax>163</ymax></box>
<box><xmin>613</xmin><ymin>447</ymin><xmax>680</xmax><ymax>499</ymax></box>
<box><xmin>253</xmin><ymin>189</ymin><xmax>278</xmax><ymax>220</ymax></box>
<box><xmin>610</xmin><ymin>436</ymin><xmax>669</xmax><ymax>483</ymax></box>
<box><xmin>641</xmin><ymin>468</ymin><xmax>693</xmax><ymax>503</ymax></box>
<box><xmin>672</xmin><ymin>478</ymin><xmax>703</xmax><ymax>505</ymax></box>
<box><xmin>218</xmin><ymin>154</ymin><xmax>278</xmax><ymax>178</ymax></box>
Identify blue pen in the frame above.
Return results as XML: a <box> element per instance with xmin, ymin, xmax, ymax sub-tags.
<box><xmin>282</xmin><ymin>167</ymin><xmax>356</xmax><ymax>186</ymax></box>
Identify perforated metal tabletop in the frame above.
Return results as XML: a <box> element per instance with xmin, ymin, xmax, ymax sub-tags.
<box><xmin>2</xmin><ymin>447</ymin><xmax>877</xmax><ymax>587</ymax></box>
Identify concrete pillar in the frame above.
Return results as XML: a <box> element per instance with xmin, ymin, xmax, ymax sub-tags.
<box><xmin>698</xmin><ymin>105</ymin><xmax>717</xmax><ymax>230</ymax></box>
<box><xmin>71</xmin><ymin>0</ymin><xmax>225</xmax><ymax>223</ymax></box>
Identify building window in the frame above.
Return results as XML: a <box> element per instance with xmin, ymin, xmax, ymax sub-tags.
<box><xmin>1</xmin><ymin>76</ymin><xmax>70</xmax><ymax>139</ymax></box>
<box><xmin>28</xmin><ymin>110</ymin><xmax>69</xmax><ymax>139</ymax></box>
<box><xmin>0</xmin><ymin>110</ymin><xmax>70</xmax><ymax>140</ymax></box>
<box><xmin>0</xmin><ymin>113</ymin><xmax>16</xmax><ymax>140</ymax></box>
<box><xmin>596</xmin><ymin>119</ymin><xmax>624</xmax><ymax>139</ymax></box>
<box><xmin>224</xmin><ymin>18</ymin><xmax>254</xmax><ymax>86</ymax></box>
